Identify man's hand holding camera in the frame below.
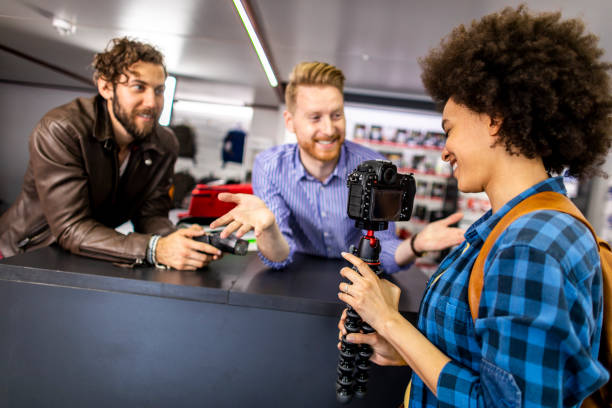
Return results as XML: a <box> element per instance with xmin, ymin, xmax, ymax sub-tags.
<box><xmin>156</xmin><ymin>225</ymin><xmax>222</xmax><ymax>270</ymax></box>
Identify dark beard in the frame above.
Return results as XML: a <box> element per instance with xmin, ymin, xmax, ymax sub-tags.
<box><xmin>112</xmin><ymin>89</ymin><xmax>157</xmax><ymax>141</ymax></box>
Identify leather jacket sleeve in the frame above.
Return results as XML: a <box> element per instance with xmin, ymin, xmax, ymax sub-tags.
<box><xmin>31</xmin><ymin>117</ymin><xmax>152</xmax><ymax>264</ymax></box>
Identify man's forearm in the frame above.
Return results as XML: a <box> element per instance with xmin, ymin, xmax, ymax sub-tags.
<box><xmin>394</xmin><ymin>237</ymin><xmax>417</xmax><ymax>266</ymax></box>
<box><xmin>256</xmin><ymin>223</ymin><xmax>290</xmax><ymax>262</ymax></box>
<box><xmin>62</xmin><ymin>221</ymin><xmax>151</xmax><ymax>264</ymax></box>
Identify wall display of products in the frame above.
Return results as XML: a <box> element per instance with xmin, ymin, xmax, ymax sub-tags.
<box><xmin>351</xmin><ymin>126</ymin><xmax>450</xmax><ymax>177</ymax></box>
<box><xmin>353</xmin><ymin>123</ymin><xmax>446</xmax><ymax>150</ymax></box>
<box><xmin>344</xmin><ymin>104</ymin><xmax>473</xmax><ymax>272</ymax></box>
<box><xmin>351</xmin><ymin>132</ymin><xmax>493</xmax><ymax>262</ymax></box>
<box><xmin>457</xmin><ymin>191</ymin><xmax>491</xmax><ymax>230</ymax></box>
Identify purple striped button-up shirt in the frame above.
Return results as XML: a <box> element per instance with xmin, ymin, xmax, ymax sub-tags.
<box><xmin>252</xmin><ymin>140</ymin><xmax>403</xmax><ymax>273</ymax></box>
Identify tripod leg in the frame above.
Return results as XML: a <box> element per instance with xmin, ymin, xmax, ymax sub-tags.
<box><xmin>336</xmin><ymin>232</ymin><xmax>382</xmax><ymax>403</ymax></box>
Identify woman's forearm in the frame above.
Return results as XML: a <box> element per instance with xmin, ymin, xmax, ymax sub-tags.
<box><xmin>379</xmin><ymin>311</ymin><xmax>451</xmax><ymax>397</ymax></box>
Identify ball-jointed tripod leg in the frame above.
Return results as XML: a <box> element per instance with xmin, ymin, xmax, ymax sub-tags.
<box><xmin>336</xmin><ymin>230</ymin><xmax>381</xmax><ymax>404</ymax></box>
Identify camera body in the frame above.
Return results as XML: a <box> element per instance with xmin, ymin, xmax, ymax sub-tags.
<box><xmin>178</xmin><ymin>222</ymin><xmax>249</xmax><ymax>256</ymax></box>
<box><xmin>193</xmin><ymin>232</ymin><xmax>249</xmax><ymax>256</ymax></box>
<box><xmin>347</xmin><ymin>159</ymin><xmax>416</xmax><ymax>231</ymax></box>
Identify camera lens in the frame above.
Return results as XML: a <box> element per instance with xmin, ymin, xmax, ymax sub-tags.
<box><xmin>382</xmin><ymin>167</ymin><xmax>397</xmax><ymax>184</ymax></box>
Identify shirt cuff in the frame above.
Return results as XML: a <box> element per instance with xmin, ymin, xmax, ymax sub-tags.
<box><xmin>379</xmin><ymin>237</ymin><xmax>404</xmax><ymax>274</ymax></box>
<box><xmin>257</xmin><ymin>241</ymin><xmax>295</xmax><ymax>269</ymax></box>
<box><xmin>257</xmin><ymin>252</ymin><xmax>292</xmax><ymax>269</ymax></box>
<box><xmin>437</xmin><ymin>360</ymin><xmax>478</xmax><ymax>407</ymax></box>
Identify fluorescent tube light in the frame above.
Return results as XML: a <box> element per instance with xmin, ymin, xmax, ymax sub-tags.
<box><xmin>159</xmin><ymin>75</ymin><xmax>177</xmax><ymax>126</ymax></box>
<box><xmin>173</xmin><ymin>100</ymin><xmax>253</xmax><ymax>120</ymax></box>
<box><xmin>232</xmin><ymin>0</ymin><xmax>278</xmax><ymax>88</ymax></box>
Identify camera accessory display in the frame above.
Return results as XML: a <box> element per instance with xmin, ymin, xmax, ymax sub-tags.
<box><xmin>337</xmin><ymin>160</ymin><xmax>415</xmax><ymax>404</ymax></box>
<box><xmin>369</xmin><ymin>125</ymin><xmax>382</xmax><ymax>141</ymax></box>
<box><xmin>193</xmin><ymin>232</ymin><xmax>248</xmax><ymax>256</ymax></box>
<box><xmin>353</xmin><ymin>123</ymin><xmax>367</xmax><ymax>139</ymax></box>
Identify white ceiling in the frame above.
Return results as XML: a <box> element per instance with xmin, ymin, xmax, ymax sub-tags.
<box><xmin>1</xmin><ymin>0</ymin><xmax>611</xmax><ymax>107</ymax></box>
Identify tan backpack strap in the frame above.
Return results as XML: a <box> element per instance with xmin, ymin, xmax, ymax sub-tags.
<box><xmin>468</xmin><ymin>191</ymin><xmax>587</xmax><ymax>322</ymax></box>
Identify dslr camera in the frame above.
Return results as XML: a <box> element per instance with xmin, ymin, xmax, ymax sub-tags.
<box><xmin>347</xmin><ymin>159</ymin><xmax>416</xmax><ymax>230</ymax></box>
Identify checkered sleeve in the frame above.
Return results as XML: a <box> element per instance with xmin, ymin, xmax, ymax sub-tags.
<box><xmin>437</xmin><ymin>211</ymin><xmax>608</xmax><ymax>407</ymax></box>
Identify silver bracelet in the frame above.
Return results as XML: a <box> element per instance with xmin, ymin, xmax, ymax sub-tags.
<box><xmin>146</xmin><ymin>235</ymin><xmax>156</xmax><ymax>264</ymax></box>
<box><xmin>147</xmin><ymin>234</ymin><xmax>161</xmax><ymax>265</ymax></box>
<box><xmin>151</xmin><ymin>235</ymin><xmax>169</xmax><ymax>269</ymax></box>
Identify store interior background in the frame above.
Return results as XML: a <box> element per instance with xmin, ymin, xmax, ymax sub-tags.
<box><xmin>2</xmin><ymin>0</ymin><xmax>612</xmax><ymax>255</ymax></box>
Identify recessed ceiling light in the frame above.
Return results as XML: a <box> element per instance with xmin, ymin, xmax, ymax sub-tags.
<box><xmin>52</xmin><ymin>17</ymin><xmax>76</xmax><ymax>36</ymax></box>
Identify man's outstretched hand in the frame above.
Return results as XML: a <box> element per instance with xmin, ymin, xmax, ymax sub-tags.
<box><xmin>209</xmin><ymin>193</ymin><xmax>276</xmax><ymax>239</ymax></box>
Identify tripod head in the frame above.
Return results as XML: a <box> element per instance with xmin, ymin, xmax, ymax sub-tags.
<box><xmin>353</xmin><ymin>230</ymin><xmax>381</xmax><ymax>271</ymax></box>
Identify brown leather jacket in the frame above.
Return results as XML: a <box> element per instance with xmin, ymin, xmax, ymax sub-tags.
<box><xmin>0</xmin><ymin>95</ymin><xmax>178</xmax><ymax>264</ymax></box>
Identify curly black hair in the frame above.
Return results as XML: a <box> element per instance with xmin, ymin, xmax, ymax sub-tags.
<box><xmin>92</xmin><ymin>37</ymin><xmax>166</xmax><ymax>84</ymax></box>
<box><xmin>420</xmin><ymin>5</ymin><xmax>612</xmax><ymax>178</ymax></box>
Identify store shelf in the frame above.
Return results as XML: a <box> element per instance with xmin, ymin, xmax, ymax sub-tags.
<box><xmin>345</xmin><ymin>105</ymin><xmax>462</xmax><ymax>265</ymax></box>
<box><xmin>400</xmin><ymin>169</ymin><xmax>451</xmax><ymax>180</ymax></box>
<box><xmin>352</xmin><ymin>138</ymin><xmax>443</xmax><ymax>153</ymax></box>
<box><xmin>457</xmin><ymin>191</ymin><xmax>491</xmax><ymax>229</ymax></box>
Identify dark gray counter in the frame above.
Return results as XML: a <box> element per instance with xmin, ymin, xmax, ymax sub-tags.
<box><xmin>0</xmin><ymin>246</ymin><xmax>429</xmax><ymax>407</ymax></box>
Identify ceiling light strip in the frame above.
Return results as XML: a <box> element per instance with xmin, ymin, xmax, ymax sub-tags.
<box><xmin>232</xmin><ymin>0</ymin><xmax>279</xmax><ymax>88</ymax></box>
<box><xmin>158</xmin><ymin>75</ymin><xmax>177</xmax><ymax>126</ymax></box>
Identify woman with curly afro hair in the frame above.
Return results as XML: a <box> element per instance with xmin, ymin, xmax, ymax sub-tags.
<box><xmin>338</xmin><ymin>5</ymin><xmax>610</xmax><ymax>407</ymax></box>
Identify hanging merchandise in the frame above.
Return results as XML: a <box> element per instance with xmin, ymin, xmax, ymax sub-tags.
<box><xmin>221</xmin><ymin>126</ymin><xmax>246</xmax><ymax>167</ymax></box>
<box><xmin>171</xmin><ymin>124</ymin><xmax>197</xmax><ymax>162</ymax></box>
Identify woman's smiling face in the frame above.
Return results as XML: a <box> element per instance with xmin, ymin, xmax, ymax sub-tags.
<box><xmin>441</xmin><ymin>98</ymin><xmax>500</xmax><ymax>194</ymax></box>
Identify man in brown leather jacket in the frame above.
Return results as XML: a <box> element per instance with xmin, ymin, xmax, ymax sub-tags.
<box><xmin>0</xmin><ymin>37</ymin><xmax>221</xmax><ymax>270</ymax></box>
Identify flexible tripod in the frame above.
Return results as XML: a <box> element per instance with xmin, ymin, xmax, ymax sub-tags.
<box><xmin>336</xmin><ymin>228</ymin><xmax>383</xmax><ymax>404</ymax></box>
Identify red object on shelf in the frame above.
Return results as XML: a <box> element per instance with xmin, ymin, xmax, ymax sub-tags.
<box><xmin>178</xmin><ymin>183</ymin><xmax>253</xmax><ymax>223</ymax></box>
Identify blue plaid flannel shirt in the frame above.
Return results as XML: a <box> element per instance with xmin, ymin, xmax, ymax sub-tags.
<box><xmin>409</xmin><ymin>177</ymin><xmax>609</xmax><ymax>407</ymax></box>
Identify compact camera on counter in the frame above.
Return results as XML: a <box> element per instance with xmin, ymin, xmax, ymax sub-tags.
<box><xmin>346</xmin><ymin>159</ymin><xmax>416</xmax><ymax>231</ymax></box>
<box><xmin>193</xmin><ymin>232</ymin><xmax>248</xmax><ymax>256</ymax></box>
<box><xmin>178</xmin><ymin>223</ymin><xmax>249</xmax><ymax>256</ymax></box>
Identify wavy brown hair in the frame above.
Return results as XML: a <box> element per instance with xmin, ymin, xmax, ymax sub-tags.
<box><xmin>285</xmin><ymin>62</ymin><xmax>345</xmax><ymax>113</ymax></box>
<box><xmin>92</xmin><ymin>37</ymin><xmax>166</xmax><ymax>84</ymax></box>
<box><xmin>420</xmin><ymin>5</ymin><xmax>612</xmax><ymax>178</ymax></box>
